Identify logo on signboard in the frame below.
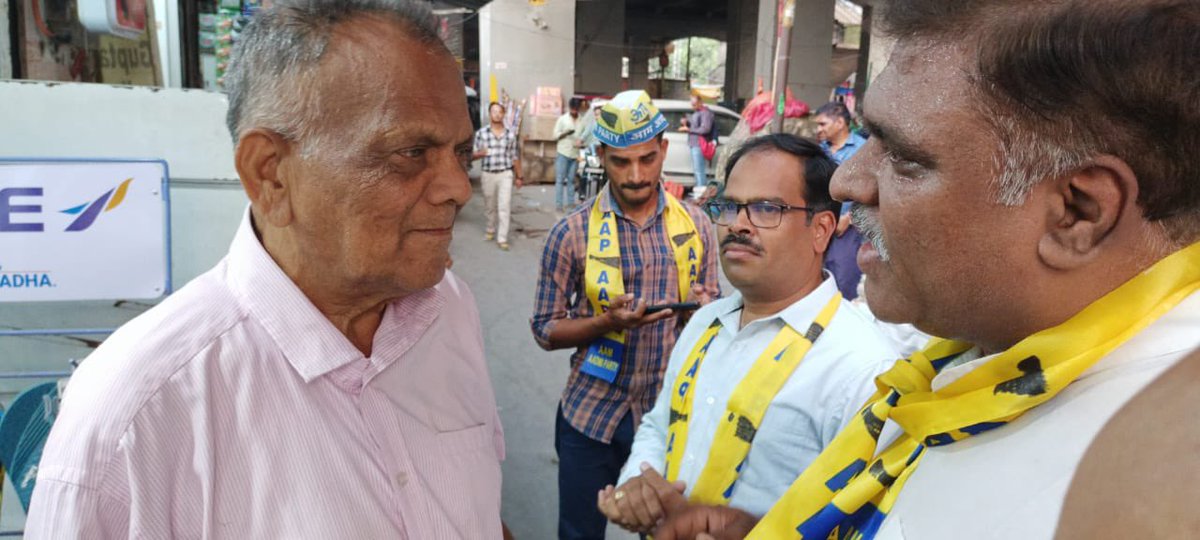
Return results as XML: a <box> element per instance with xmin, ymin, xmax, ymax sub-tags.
<box><xmin>1</xmin><ymin>160</ymin><xmax>168</xmax><ymax>302</ymax></box>
<box><xmin>60</xmin><ymin>178</ymin><xmax>134</xmax><ymax>232</ymax></box>
<box><xmin>0</xmin><ymin>178</ymin><xmax>132</xmax><ymax>233</ymax></box>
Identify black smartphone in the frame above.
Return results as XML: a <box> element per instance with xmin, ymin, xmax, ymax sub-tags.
<box><xmin>643</xmin><ymin>302</ymin><xmax>701</xmax><ymax>314</ymax></box>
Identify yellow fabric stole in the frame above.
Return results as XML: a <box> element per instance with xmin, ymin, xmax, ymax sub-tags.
<box><xmin>666</xmin><ymin>294</ymin><xmax>843</xmax><ymax>504</ymax></box>
<box><xmin>580</xmin><ymin>190</ymin><xmax>703</xmax><ymax>382</ymax></box>
<box><xmin>750</xmin><ymin>241</ymin><xmax>1200</xmax><ymax>539</ymax></box>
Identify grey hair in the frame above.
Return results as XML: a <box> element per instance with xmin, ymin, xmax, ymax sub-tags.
<box><xmin>881</xmin><ymin>0</ymin><xmax>1200</xmax><ymax>245</ymax></box>
<box><xmin>983</xmin><ymin>100</ymin><xmax>1095</xmax><ymax>207</ymax></box>
<box><xmin>224</xmin><ymin>0</ymin><xmax>447</xmax><ymax>151</ymax></box>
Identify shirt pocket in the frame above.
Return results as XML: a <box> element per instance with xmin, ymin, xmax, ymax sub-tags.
<box><xmin>417</xmin><ymin>421</ymin><xmax>503</xmax><ymax>538</ymax></box>
<box><xmin>740</xmin><ymin>405</ymin><xmax>825</xmax><ymax>492</ymax></box>
<box><xmin>434</xmin><ymin>422</ymin><xmax>497</xmax><ymax>459</ymax></box>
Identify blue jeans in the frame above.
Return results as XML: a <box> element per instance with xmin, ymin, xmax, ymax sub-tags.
<box><xmin>556</xmin><ymin>406</ymin><xmax>635</xmax><ymax>540</ymax></box>
<box><xmin>690</xmin><ymin>145</ymin><xmax>707</xmax><ymax>189</ymax></box>
<box><xmin>555</xmin><ymin>154</ymin><xmax>578</xmax><ymax>210</ymax></box>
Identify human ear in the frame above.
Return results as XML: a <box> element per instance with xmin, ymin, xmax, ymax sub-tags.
<box><xmin>235</xmin><ymin>128</ymin><xmax>295</xmax><ymax>228</ymax></box>
<box><xmin>811</xmin><ymin>210</ymin><xmax>838</xmax><ymax>255</ymax></box>
<box><xmin>1037</xmin><ymin>156</ymin><xmax>1138</xmax><ymax>270</ymax></box>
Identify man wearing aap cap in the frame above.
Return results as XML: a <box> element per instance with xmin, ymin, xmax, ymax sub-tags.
<box><xmin>531</xmin><ymin>90</ymin><xmax>722</xmax><ymax>539</ymax></box>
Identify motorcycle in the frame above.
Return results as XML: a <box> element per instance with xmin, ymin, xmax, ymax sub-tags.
<box><xmin>576</xmin><ymin>144</ymin><xmax>606</xmax><ymax>202</ymax></box>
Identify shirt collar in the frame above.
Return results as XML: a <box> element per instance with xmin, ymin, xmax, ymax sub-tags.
<box><xmin>715</xmin><ymin>274</ymin><xmax>841</xmax><ymax>333</ymax></box>
<box><xmin>599</xmin><ymin>183</ymin><xmax>668</xmax><ymax>220</ymax></box>
<box><xmin>483</xmin><ymin>126</ymin><xmax>512</xmax><ymax>139</ymax></box>
<box><xmin>224</xmin><ymin>208</ymin><xmax>445</xmax><ymax>384</ymax></box>
<box><xmin>822</xmin><ymin>132</ymin><xmax>865</xmax><ymax>151</ymax></box>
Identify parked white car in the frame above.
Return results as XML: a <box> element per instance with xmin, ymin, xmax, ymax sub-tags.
<box><xmin>588</xmin><ymin>99</ymin><xmax>741</xmax><ymax>187</ymax></box>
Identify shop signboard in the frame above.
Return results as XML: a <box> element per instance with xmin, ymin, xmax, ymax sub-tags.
<box><xmin>0</xmin><ymin>159</ymin><xmax>170</xmax><ymax>302</ymax></box>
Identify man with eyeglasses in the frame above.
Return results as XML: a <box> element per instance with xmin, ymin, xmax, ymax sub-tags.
<box><xmin>596</xmin><ymin>133</ymin><xmax>897</xmax><ymax>534</ymax></box>
<box><xmin>655</xmin><ymin>1</ymin><xmax>1199</xmax><ymax>538</ymax></box>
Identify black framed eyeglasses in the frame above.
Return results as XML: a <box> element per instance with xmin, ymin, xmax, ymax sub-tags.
<box><xmin>703</xmin><ymin>198</ymin><xmax>816</xmax><ymax>229</ymax></box>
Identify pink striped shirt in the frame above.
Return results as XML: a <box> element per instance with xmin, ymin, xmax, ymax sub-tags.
<box><xmin>26</xmin><ymin>212</ymin><xmax>505</xmax><ymax>539</ymax></box>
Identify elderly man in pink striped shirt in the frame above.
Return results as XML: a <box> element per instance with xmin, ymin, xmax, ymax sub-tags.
<box><xmin>26</xmin><ymin>1</ymin><xmax>505</xmax><ymax>538</ymax></box>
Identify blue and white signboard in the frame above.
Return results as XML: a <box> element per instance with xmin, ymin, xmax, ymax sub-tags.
<box><xmin>0</xmin><ymin>159</ymin><xmax>170</xmax><ymax>302</ymax></box>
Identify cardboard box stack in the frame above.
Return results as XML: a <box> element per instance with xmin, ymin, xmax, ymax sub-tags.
<box><xmin>522</xmin><ymin>86</ymin><xmax>565</xmax><ymax>184</ymax></box>
<box><xmin>532</xmin><ymin>86</ymin><xmax>563</xmax><ymax>117</ymax></box>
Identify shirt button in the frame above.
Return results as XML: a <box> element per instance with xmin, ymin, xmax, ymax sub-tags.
<box><xmin>395</xmin><ymin>472</ymin><xmax>409</xmax><ymax>487</ymax></box>
<box><xmin>706</xmin><ymin>396</ymin><xmax>716</xmax><ymax>405</ymax></box>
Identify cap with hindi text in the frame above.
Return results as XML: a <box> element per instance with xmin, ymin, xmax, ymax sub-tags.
<box><xmin>594</xmin><ymin>90</ymin><xmax>669</xmax><ymax>148</ymax></box>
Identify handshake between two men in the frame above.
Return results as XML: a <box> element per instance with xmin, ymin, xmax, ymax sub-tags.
<box><xmin>597</xmin><ymin>463</ymin><xmax>758</xmax><ymax>540</ymax></box>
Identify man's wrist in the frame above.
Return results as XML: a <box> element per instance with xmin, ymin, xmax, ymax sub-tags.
<box><xmin>597</xmin><ymin>311</ymin><xmax>618</xmax><ymax>333</ymax></box>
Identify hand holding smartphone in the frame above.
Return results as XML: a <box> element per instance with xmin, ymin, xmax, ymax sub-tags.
<box><xmin>643</xmin><ymin>302</ymin><xmax>701</xmax><ymax>314</ymax></box>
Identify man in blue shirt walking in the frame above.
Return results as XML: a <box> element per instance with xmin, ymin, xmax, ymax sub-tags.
<box><xmin>815</xmin><ymin>101</ymin><xmax>868</xmax><ymax>299</ymax></box>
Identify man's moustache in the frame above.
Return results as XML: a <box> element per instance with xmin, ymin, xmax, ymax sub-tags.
<box><xmin>721</xmin><ymin>233</ymin><xmax>762</xmax><ymax>253</ymax></box>
<box><xmin>850</xmin><ymin>204</ymin><xmax>890</xmax><ymax>260</ymax></box>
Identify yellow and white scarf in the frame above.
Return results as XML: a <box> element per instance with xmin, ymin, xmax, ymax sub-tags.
<box><xmin>666</xmin><ymin>294</ymin><xmax>842</xmax><ymax>504</ymax></box>
<box><xmin>579</xmin><ymin>190</ymin><xmax>703</xmax><ymax>382</ymax></box>
<box><xmin>750</xmin><ymin>241</ymin><xmax>1200</xmax><ymax>539</ymax></box>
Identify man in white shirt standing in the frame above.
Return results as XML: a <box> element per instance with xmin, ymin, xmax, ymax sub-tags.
<box><xmin>597</xmin><ymin>134</ymin><xmax>898</xmax><ymax>534</ymax></box>
<box><xmin>654</xmin><ymin>0</ymin><xmax>1200</xmax><ymax>539</ymax></box>
<box><xmin>553</xmin><ymin>97</ymin><xmax>584</xmax><ymax>213</ymax></box>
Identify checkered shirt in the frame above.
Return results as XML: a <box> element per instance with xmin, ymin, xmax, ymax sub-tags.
<box><xmin>530</xmin><ymin>188</ymin><xmax>722</xmax><ymax>443</ymax></box>
<box><xmin>474</xmin><ymin>126</ymin><xmax>519</xmax><ymax>172</ymax></box>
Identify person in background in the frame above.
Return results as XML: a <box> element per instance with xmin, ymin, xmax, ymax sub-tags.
<box><xmin>814</xmin><ymin>101</ymin><xmax>867</xmax><ymax>300</ymax></box>
<box><xmin>680</xmin><ymin>94</ymin><xmax>716</xmax><ymax>200</ymax></box>
<box><xmin>578</xmin><ymin>99</ymin><xmax>601</xmax><ymax>152</ymax></box>
<box><xmin>532</xmin><ymin>90</ymin><xmax>721</xmax><ymax>540</ymax></box>
<box><xmin>573</xmin><ymin>98</ymin><xmax>596</xmax><ymax>202</ymax></box>
<box><xmin>554</xmin><ymin>97</ymin><xmax>584</xmax><ymax>213</ymax></box>
<box><xmin>473</xmin><ymin>101</ymin><xmax>524</xmax><ymax>251</ymax></box>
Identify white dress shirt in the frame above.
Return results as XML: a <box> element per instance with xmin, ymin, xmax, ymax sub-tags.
<box><xmin>620</xmin><ymin>277</ymin><xmax>900</xmax><ymax>517</ymax></box>
<box><xmin>871</xmin><ymin>290</ymin><xmax>1200</xmax><ymax>539</ymax></box>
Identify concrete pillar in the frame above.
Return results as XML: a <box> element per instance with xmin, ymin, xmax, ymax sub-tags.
<box><xmin>867</xmin><ymin>32</ymin><xmax>895</xmax><ymax>93</ymax></box>
<box><xmin>786</xmin><ymin>0</ymin><xmax>836</xmax><ymax>109</ymax></box>
<box><xmin>627</xmin><ymin>44</ymin><xmax>650</xmax><ymax>93</ymax></box>
<box><xmin>0</xmin><ymin>0</ymin><xmax>11</xmax><ymax>79</ymax></box>
<box><xmin>735</xmin><ymin>0</ymin><xmax>835</xmax><ymax>111</ymax></box>
<box><xmin>574</xmin><ymin>0</ymin><xmax>624</xmax><ymax>95</ymax></box>
<box><xmin>853</xmin><ymin>4</ymin><xmax>873</xmax><ymax>109</ymax></box>
<box><xmin>479</xmin><ymin>0</ymin><xmax>575</xmax><ymax>118</ymax></box>
<box><xmin>754</xmin><ymin>0</ymin><xmax>777</xmax><ymax>99</ymax></box>
<box><xmin>725</xmin><ymin>0</ymin><xmax>762</xmax><ymax>107</ymax></box>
